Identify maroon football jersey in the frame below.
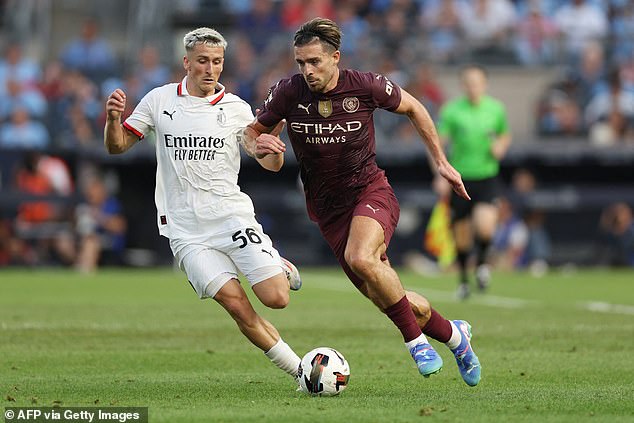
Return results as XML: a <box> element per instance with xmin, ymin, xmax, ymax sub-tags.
<box><xmin>258</xmin><ymin>69</ymin><xmax>402</xmax><ymax>222</ymax></box>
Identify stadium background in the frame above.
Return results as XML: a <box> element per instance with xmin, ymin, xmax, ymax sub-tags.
<box><xmin>1</xmin><ymin>0</ymin><xmax>633</xmax><ymax>270</ymax></box>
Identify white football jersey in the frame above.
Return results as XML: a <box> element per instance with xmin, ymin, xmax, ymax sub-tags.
<box><xmin>123</xmin><ymin>77</ymin><xmax>256</xmax><ymax>251</ymax></box>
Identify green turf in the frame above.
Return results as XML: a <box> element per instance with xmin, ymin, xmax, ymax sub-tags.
<box><xmin>1</xmin><ymin>267</ymin><xmax>633</xmax><ymax>422</ymax></box>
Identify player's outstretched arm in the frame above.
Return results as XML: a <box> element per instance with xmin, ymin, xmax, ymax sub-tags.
<box><xmin>242</xmin><ymin>119</ymin><xmax>286</xmax><ymax>172</ymax></box>
<box><xmin>394</xmin><ymin>89</ymin><xmax>470</xmax><ymax>200</ymax></box>
<box><xmin>104</xmin><ymin>88</ymin><xmax>139</xmax><ymax>154</ymax></box>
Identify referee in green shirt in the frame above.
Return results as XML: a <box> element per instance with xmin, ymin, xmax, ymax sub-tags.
<box><xmin>437</xmin><ymin>65</ymin><xmax>512</xmax><ymax>300</ymax></box>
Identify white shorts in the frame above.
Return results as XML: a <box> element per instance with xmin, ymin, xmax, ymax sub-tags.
<box><xmin>173</xmin><ymin>220</ymin><xmax>284</xmax><ymax>299</ymax></box>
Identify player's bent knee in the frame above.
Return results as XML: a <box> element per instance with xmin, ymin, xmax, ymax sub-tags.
<box><xmin>344</xmin><ymin>252</ymin><xmax>373</xmax><ymax>276</ymax></box>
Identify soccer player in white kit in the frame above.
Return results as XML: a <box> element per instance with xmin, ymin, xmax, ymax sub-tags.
<box><xmin>103</xmin><ymin>27</ymin><xmax>301</xmax><ymax>381</ymax></box>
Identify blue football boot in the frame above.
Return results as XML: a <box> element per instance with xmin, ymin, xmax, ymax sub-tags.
<box><xmin>409</xmin><ymin>342</ymin><xmax>443</xmax><ymax>377</ymax></box>
<box><xmin>451</xmin><ymin>320</ymin><xmax>481</xmax><ymax>386</ymax></box>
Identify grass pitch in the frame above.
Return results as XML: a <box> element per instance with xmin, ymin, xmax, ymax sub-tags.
<box><xmin>1</xmin><ymin>267</ymin><xmax>633</xmax><ymax>422</ymax></box>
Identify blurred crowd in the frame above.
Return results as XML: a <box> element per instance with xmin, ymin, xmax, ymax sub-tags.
<box><xmin>1</xmin><ymin>0</ymin><xmax>633</xmax><ymax>269</ymax></box>
<box><xmin>1</xmin><ymin>0</ymin><xmax>633</xmax><ymax>153</ymax></box>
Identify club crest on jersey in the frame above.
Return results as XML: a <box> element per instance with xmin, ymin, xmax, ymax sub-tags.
<box><xmin>342</xmin><ymin>97</ymin><xmax>359</xmax><ymax>113</ymax></box>
<box><xmin>217</xmin><ymin>109</ymin><xmax>227</xmax><ymax>126</ymax></box>
<box><xmin>318</xmin><ymin>100</ymin><xmax>333</xmax><ymax>118</ymax></box>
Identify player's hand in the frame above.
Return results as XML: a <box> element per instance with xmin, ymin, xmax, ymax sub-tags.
<box><xmin>255</xmin><ymin>133</ymin><xmax>286</xmax><ymax>159</ymax></box>
<box><xmin>491</xmin><ymin>141</ymin><xmax>505</xmax><ymax>160</ymax></box>
<box><xmin>106</xmin><ymin>89</ymin><xmax>126</xmax><ymax>121</ymax></box>
<box><xmin>437</xmin><ymin>161</ymin><xmax>470</xmax><ymax>200</ymax></box>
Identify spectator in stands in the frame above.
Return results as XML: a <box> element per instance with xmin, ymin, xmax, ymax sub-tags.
<box><xmin>621</xmin><ymin>49</ymin><xmax>634</xmax><ymax>88</ymax></box>
<box><xmin>13</xmin><ymin>152</ymin><xmax>53</xmax><ymax>230</ymax></box>
<box><xmin>59</xmin><ymin>18</ymin><xmax>116</xmax><ymax>84</ymax></box>
<box><xmin>568</xmin><ymin>41</ymin><xmax>608</xmax><ymax>108</ymax></box>
<box><xmin>281</xmin><ymin>0</ymin><xmax>335</xmax><ymax>31</ymax></box>
<box><xmin>54</xmin><ymin>71</ymin><xmax>101</xmax><ymax>148</ymax></box>
<box><xmin>537</xmin><ymin>41</ymin><xmax>607</xmax><ymax>137</ymax></box>
<box><xmin>38</xmin><ymin>154</ymin><xmax>74</xmax><ymax>196</ymax></box>
<box><xmin>376</xmin><ymin>5</ymin><xmax>417</xmax><ymax>65</ymax></box>
<box><xmin>12</xmin><ymin>152</ymin><xmax>75</xmax><ymax>265</ymax></box>
<box><xmin>38</xmin><ymin>61</ymin><xmax>64</xmax><ymax>102</ymax></box>
<box><xmin>134</xmin><ymin>45</ymin><xmax>170</xmax><ymax>100</ymax></box>
<box><xmin>491</xmin><ymin>196</ymin><xmax>528</xmax><ymax>271</ymax></box>
<box><xmin>553</xmin><ymin>0</ymin><xmax>608</xmax><ymax>63</ymax></box>
<box><xmin>458</xmin><ymin>0</ymin><xmax>517</xmax><ymax>64</ymax></box>
<box><xmin>220</xmin><ymin>0</ymin><xmax>252</xmax><ymax>15</ymax></box>
<box><xmin>598</xmin><ymin>202</ymin><xmax>634</xmax><ymax>267</ymax></box>
<box><xmin>0</xmin><ymin>219</ymin><xmax>19</xmax><ymax>266</ymax></box>
<box><xmin>513</xmin><ymin>1</ymin><xmax>559</xmax><ymax>66</ymax></box>
<box><xmin>585</xmin><ymin>67</ymin><xmax>634</xmax><ymax>145</ymax></box>
<box><xmin>607</xmin><ymin>1</ymin><xmax>634</xmax><ymax>63</ymax></box>
<box><xmin>0</xmin><ymin>107</ymin><xmax>50</xmax><ymax>150</ymax></box>
<box><xmin>509</xmin><ymin>168</ymin><xmax>551</xmax><ymax>275</ymax></box>
<box><xmin>0</xmin><ymin>44</ymin><xmax>41</xmax><ymax>94</ymax></box>
<box><xmin>75</xmin><ymin>177</ymin><xmax>127</xmax><ymax>273</ymax></box>
<box><xmin>384</xmin><ymin>64</ymin><xmax>446</xmax><ymax>148</ymax></box>
<box><xmin>0</xmin><ymin>217</ymin><xmax>38</xmax><ymax>266</ymax></box>
<box><xmin>408</xmin><ymin>64</ymin><xmax>445</xmax><ymax>120</ymax></box>
<box><xmin>537</xmin><ymin>88</ymin><xmax>584</xmax><ymax>136</ymax></box>
<box><xmin>334</xmin><ymin>3</ymin><xmax>369</xmax><ymax>59</ymax></box>
<box><xmin>237</xmin><ymin>0</ymin><xmax>282</xmax><ymax>51</ymax></box>
<box><xmin>420</xmin><ymin>0</ymin><xmax>465</xmax><ymax>64</ymax></box>
<box><xmin>224</xmin><ymin>35</ymin><xmax>258</xmax><ymax>105</ymax></box>
<box><xmin>0</xmin><ymin>78</ymin><xmax>47</xmax><ymax>120</ymax></box>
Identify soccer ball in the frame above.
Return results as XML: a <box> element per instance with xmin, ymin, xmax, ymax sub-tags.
<box><xmin>298</xmin><ymin>347</ymin><xmax>350</xmax><ymax>396</ymax></box>
<box><xmin>281</xmin><ymin>257</ymin><xmax>302</xmax><ymax>291</ymax></box>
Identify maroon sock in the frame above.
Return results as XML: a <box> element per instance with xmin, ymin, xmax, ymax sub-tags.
<box><xmin>422</xmin><ymin>308</ymin><xmax>453</xmax><ymax>343</ymax></box>
<box><xmin>384</xmin><ymin>296</ymin><xmax>422</xmax><ymax>343</ymax></box>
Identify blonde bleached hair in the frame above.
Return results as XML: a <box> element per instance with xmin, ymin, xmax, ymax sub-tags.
<box><xmin>183</xmin><ymin>27</ymin><xmax>228</xmax><ymax>52</ymax></box>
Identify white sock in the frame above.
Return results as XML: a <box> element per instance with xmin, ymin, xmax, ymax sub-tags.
<box><xmin>264</xmin><ymin>338</ymin><xmax>301</xmax><ymax>377</ymax></box>
<box><xmin>405</xmin><ymin>333</ymin><xmax>430</xmax><ymax>351</ymax></box>
<box><xmin>445</xmin><ymin>321</ymin><xmax>462</xmax><ymax>350</ymax></box>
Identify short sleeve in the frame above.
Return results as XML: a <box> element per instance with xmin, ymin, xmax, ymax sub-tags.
<box><xmin>233</xmin><ymin>99</ymin><xmax>255</xmax><ymax>128</ymax></box>
<box><xmin>368</xmin><ymin>72</ymin><xmax>402</xmax><ymax>112</ymax></box>
<box><xmin>123</xmin><ymin>89</ymin><xmax>157</xmax><ymax>139</ymax></box>
<box><xmin>230</xmin><ymin>99</ymin><xmax>255</xmax><ymax>140</ymax></box>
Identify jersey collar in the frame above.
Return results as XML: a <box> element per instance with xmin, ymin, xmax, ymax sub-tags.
<box><xmin>177</xmin><ymin>76</ymin><xmax>225</xmax><ymax>105</ymax></box>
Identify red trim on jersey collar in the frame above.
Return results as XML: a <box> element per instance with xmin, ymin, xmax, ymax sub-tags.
<box><xmin>177</xmin><ymin>76</ymin><xmax>225</xmax><ymax>105</ymax></box>
<box><xmin>209</xmin><ymin>91</ymin><xmax>224</xmax><ymax>105</ymax></box>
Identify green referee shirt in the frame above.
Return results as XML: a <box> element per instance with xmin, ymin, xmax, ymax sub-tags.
<box><xmin>438</xmin><ymin>95</ymin><xmax>509</xmax><ymax>180</ymax></box>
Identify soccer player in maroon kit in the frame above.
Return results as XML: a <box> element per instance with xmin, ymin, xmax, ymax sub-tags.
<box><xmin>246</xmin><ymin>18</ymin><xmax>481</xmax><ymax>386</ymax></box>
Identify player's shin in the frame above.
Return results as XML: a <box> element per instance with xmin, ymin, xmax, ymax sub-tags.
<box><xmin>384</xmin><ymin>296</ymin><xmax>424</xmax><ymax>343</ymax></box>
<box><xmin>421</xmin><ymin>308</ymin><xmax>453</xmax><ymax>343</ymax></box>
<box><xmin>386</xmin><ymin>296</ymin><xmax>443</xmax><ymax>377</ymax></box>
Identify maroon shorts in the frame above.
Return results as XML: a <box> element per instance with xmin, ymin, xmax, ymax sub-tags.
<box><xmin>316</xmin><ymin>177</ymin><xmax>400</xmax><ymax>288</ymax></box>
